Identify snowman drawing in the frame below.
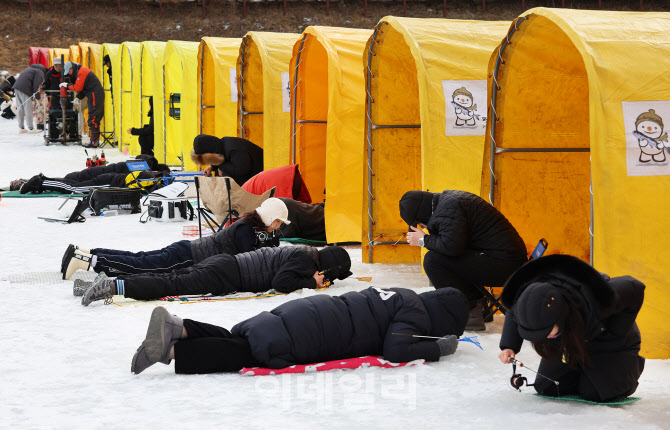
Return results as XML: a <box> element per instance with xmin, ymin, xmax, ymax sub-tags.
<box><xmin>633</xmin><ymin>109</ymin><xmax>668</xmax><ymax>163</ymax></box>
<box><xmin>451</xmin><ymin>87</ymin><xmax>478</xmax><ymax>127</ymax></box>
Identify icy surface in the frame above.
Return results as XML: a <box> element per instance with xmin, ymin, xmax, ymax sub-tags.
<box><xmin>0</xmin><ymin>119</ymin><xmax>668</xmax><ymax>429</ymax></box>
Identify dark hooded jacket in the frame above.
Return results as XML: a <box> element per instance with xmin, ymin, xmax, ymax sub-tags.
<box><xmin>399</xmin><ymin>190</ymin><xmax>527</xmax><ymax>261</ymax></box>
<box><xmin>190</xmin><ymin>218</ymin><xmax>260</xmax><ymax>264</ymax></box>
<box><xmin>499</xmin><ymin>255</ymin><xmax>645</xmax><ymax>401</ymax></box>
<box><xmin>232</xmin><ymin>286</ymin><xmax>469</xmax><ymax>368</ymax></box>
<box><xmin>130</xmin><ymin>97</ymin><xmax>154</xmax><ymax>156</ymax></box>
<box><xmin>61</xmin><ymin>155</ymin><xmax>166</xmax><ymax>182</ymax></box>
<box><xmin>234</xmin><ymin>245</ymin><xmax>351</xmax><ymax>294</ymax></box>
<box><xmin>13</xmin><ymin>64</ymin><xmax>46</xmax><ymax>98</ymax></box>
<box><xmin>278</xmin><ymin>198</ymin><xmax>326</xmax><ymax>242</ymax></box>
<box><xmin>193</xmin><ymin>135</ymin><xmax>263</xmax><ymax>186</ymax></box>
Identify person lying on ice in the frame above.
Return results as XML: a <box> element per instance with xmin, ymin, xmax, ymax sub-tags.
<box><xmin>130</xmin><ymin>285</ymin><xmax>468</xmax><ymax>375</ymax></box>
<box><xmin>16</xmin><ymin>155</ymin><xmax>170</xmax><ymax>194</ymax></box>
<box><xmin>498</xmin><ymin>255</ymin><xmax>645</xmax><ymax>403</ymax></box>
<box><xmin>63</xmin><ymin>198</ymin><xmax>290</xmax><ymax>281</ymax></box>
<box><xmin>190</xmin><ymin>134</ymin><xmax>263</xmax><ymax>186</ymax></box>
<box><xmin>80</xmin><ymin>245</ymin><xmax>353</xmax><ymax>307</ymax></box>
<box><xmin>399</xmin><ymin>189</ymin><xmax>528</xmax><ymax>331</ymax></box>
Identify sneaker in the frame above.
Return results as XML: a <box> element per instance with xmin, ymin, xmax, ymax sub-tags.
<box><xmin>19</xmin><ymin>128</ymin><xmax>27</xmax><ymax>134</ymax></box>
<box><xmin>9</xmin><ymin>178</ymin><xmax>28</xmax><ymax>191</ymax></box>
<box><xmin>83</xmin><ymin>141</ymin><xmax>99</xmax><ymax>148</ymax></box>
<box><xmin>19</xmin><ymin>174</ymin><xmax>44</xmax><ymax>194</ymax></box>
<box><xmin>81</xmin><ymin>276</ymin><xmax>114</xmax><ymax>306</ymax></box>
<box><xmin>73</xmin><ymin>279</ymin><xmax>92</xmax><ymax>297</ymax></box>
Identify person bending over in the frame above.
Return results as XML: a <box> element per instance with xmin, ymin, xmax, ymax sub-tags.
<box><xmin>400</xmin><ymin>189</ymin><xmax>528</xmax><ymax>331</ymax></box>
<box><xmin>80</xmin><ymin>245</ymin><xmax>352</xmax><ymax>306</ymax></box>
<box><xmin>498</xmin><ymin>255</ymin><xmax>645</xmax><ymax>403</ymax></box>
<box><xmin>277</xmin><ymin>197</ymin><xmax>326</xmax><ymax>242</ymax></box>
<box><xmin>63</xmin><ymin>198</ymin><xmax>289</xmax><ymax>281</ymax></box>
<box><xmin>190</xmin><ymin>134</ymin><xmax>263</xmax><ymax>186</ymax></box>
<box><xmin>130</xmin><ymin>285</ymin><xmax>468</xmax><ymax>374</ymax></box>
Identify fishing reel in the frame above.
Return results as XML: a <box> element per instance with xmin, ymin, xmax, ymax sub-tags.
<box><xmin>509</xmin><ymin>358</ymin><xmax>534</xmax><ymax>391</ymax></box>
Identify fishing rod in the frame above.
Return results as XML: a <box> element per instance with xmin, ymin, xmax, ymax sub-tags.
<box><xmin>509</xmin><ymin>357</ymin><xmax>560</xmax><ymax>392</ymax></box>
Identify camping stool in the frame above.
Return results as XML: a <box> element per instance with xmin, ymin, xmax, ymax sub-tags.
<box><xmin>480</xmin><ymin>238</ymin><xmax>549</xmax><ymax>320</ymax></box>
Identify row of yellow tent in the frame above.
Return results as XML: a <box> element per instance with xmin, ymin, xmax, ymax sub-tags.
<box><xmin>45</xmin><ymin>7</ymin><xmax>670</xmax><ymax>358</ymax></box>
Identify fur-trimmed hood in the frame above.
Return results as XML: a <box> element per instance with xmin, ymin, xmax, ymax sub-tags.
<box><xmin>501</xmin><ymin>255</ymin><xmax>615</xmax><ymax>314</ymax></box>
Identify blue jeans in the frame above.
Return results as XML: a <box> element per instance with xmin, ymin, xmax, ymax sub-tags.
<box><xmin>92</xmin><ymin>240</ymin><xmax>193</xmax><ymax>276</ymax></box>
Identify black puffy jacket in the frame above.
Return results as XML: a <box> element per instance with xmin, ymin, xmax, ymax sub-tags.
<box><xmin>278</xmin><ymin>198</ymin><xmax>326</xmax><ymax>241</ymax></box>
<box><xmin>190</xmin><ymin>219</ymin><xmax>258</xmax><ymax>264</ymax></box>
<box><xmin>499</xmin><ymin>255</ymin><xmax>646</xmax><ymax>401</ymax></box>
<box><xmin>193</xmin><ymin>135</ymin><xmax>264</xmax><ymax>186</ymax></box>
<box><xmin>232</xmin><ymin>286</ymin><xmax>469</xmax><ymax>368</ymax></box>
<box><xmin>234</xmin><ymin>246</ymin><xmax>319</xmax><ymax>293</ymax></box>
<box><xmin>416</xmin><ymin>190</ymin><xmax>527</xmax><ymax>260</ymax></box>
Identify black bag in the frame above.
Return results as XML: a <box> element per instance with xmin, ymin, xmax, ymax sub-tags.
<box><xmin>88</xmin><ymin>188</ymin><xmax>142</xmax><ymax>216</ymax></box>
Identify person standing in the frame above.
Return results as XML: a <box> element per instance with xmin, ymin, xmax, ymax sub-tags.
<box><xmin>61</xmin><ymin>62</ymin><xmax>104</xmax><ymax>148</ymax></box>
<box><xmin>498</xmin><ymin>254</ymin><xmax>645</xmax><ymax>402</ymax></box>
<box><xmin>12</xmin><ymin>64</ymin><xmax>46</xmax><ymax>132</ymax></box>
<box><xmin>400</xmin><ymin>189</ymin><xmax>528</xmax><ymax>331</ymax></box>
<box><xmin>127</xmin><ymin>96</ymin><xmax>154</xmax><ymax>156</ymax></box>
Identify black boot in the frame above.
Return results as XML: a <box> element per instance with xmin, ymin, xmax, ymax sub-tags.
<box><xmin>465</xmin><ymin>299</ymin><xmax>486</xmax><ymax>331</ymax></box>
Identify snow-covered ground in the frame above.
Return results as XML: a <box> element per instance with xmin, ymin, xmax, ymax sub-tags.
<box><xmin>0</xmin><ymin>119</ymin><xmax>668</xmax><ymax>430</ymax></box>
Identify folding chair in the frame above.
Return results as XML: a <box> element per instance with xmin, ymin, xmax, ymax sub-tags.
<box><xmin>125</xmin><ymin>160</ymin><xmax>173</xmax><ymax>196</ymax></box>
<box><xmin>195</xmin><ymin>176</ymin><xmax>276</xmax><ymax>238</ymax></box>
<box><xmin>480</xmin><ymin>238</ymin><xmax>548</xmax><ymax>320</ymax></box>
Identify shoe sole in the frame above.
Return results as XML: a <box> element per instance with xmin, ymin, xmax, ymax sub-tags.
<box><xmin>144</xmin><ymin>307</ymin><xmax>168</xmax><ymax>362</ymax></box>
<box><xmin>61</xmin><ymin>244</ymin><xmax>76</xmax><ymax>278</ymax></box>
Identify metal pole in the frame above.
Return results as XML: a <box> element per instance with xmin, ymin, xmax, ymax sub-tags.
<box><xmin>202</xmin><ymin>0</ymin><xmax>206</xmax><ymax>19</ymax></box>
<box><xmin>366</xmin><ymin>23</ymin><xmax>384</xmax><ymax>263</ymax></box>
<box><xmin>283</xmin><ymin>0</ymin><xmax>287</xmax><ymax>15</ymax></box>
<box><xmin>403</xmin><ymin>0</ymin><xmax>406</xmax><ymax>15</ymax></box>
<box><xmin>292</xmin><ymin>35</ymin><xmax>307</xmax><ymax>165</ymax></box>
<box><xmin>640</xmin><ymin>0</ymin><xmax>643</xmax><ymax>10</ymax></box>
<box><xmin>239</xmin><ymin>37</ymin><xmax>248</xmax><ymax>138</ymax></box>
<box><xmin>74</xmin><ymin>0</ymin><xmax>77</xmax><ymax>18</ymax></box>
<box><xmin>326</xmin><ymin>0</ymin><xmax>330</xmax><ymax>15</ymax></box>
<box><xmin>364</xmin><ymin>0</ymin><xmax>367</xmax><ymax>17</ymax></box>
<box><xmin>117</xmin><ymin>0</ymin><xmax>120</xmax><ymax>16</ymax></box>
<box><xmin>521</xmin><ymin>0</ymin><xmax>525</xmax><ymax>11</ymax></box>
<box><xmin>443</xmin><ymin>0</ymin><xmax>446</xmax><ymax>17</ymax></box>
<box><xmin>590</xmin><ymin>176</ymin><xmax>594</xmax><ymax>266</ymax></box>
<box><xmin>199</xmin><ymin>44</ymin><xmax>205</xmax><ymax>134</ymax></box>
<box><xmin>163</xmin><ymin>65</ymin><xmax>167</xmax><ymax>163</ymax></box>
<box><xmin>29</xmin><ymin>0</ymin><xmax>32</xmax><ymax>18</ymax></box>
<box><xmin>160</xmin><ymin>0</ymin><xmax>163</xmax><ymax>18</ymax></box>
<box><xmin>243</xmin><ymin>0</ymin><xmax>247</xmax><ymax>19</ymax></box>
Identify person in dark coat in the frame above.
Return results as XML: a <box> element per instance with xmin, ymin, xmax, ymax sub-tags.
<box><xmin>129</xmin><ymin>285</ymin><xmax>468</xmax><ymax>375</ymax></box>
<box><xmin>17</xmin><ymin>155</ymin><xmax>169</xmax><ymax>195</ymax></box>
<box><xmin>278</xmin><ymin>198</ymin><xmax>326</xmax><ymax>242</ymax></box>
<box><xmin>13</xmin><ymin>64</ymin><xmax>46</xmax><ymax>131</ymax></box>
<box><xmin>63</xmin><ymin>198</ymin><xmax>289</xmax><ymax>281</ymax></box>
<box><xmin>62</xmin><ymin>61</ymin><xmax>105</xmax><ymax>147</ymax></box>
<box><xmin>400</xmin><ymin>189</ymin><xmax>528</xmax><ymax>331</ymax></box>
<box><xmin>498</xmin><ymin>255</ymin><xmax>645</xmax><ymax>402</ymax></box>
<box><xmin>80</xmin><ymin>245</ymin><xmax>352</xmax><ymax>307</ymax></box>
<box><xmin>190</xmin><ymin>134</ymin><xmax>263</xmax><ymax>185</ymax></box>
<box><xmin>128</xmin><ymin>96</ymin><xmax>154</xmax><ymax>156</ymax></box>
<box><xmin>39</xmin><ymin>57</ymin><xmax>67</xmax><ymax>109</ymax></box>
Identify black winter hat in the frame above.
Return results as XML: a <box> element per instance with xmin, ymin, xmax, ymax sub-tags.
<box><xmin>399</xmin><ymin>191</ymin><xmax>434</xmax><ymax>227</ymax></box>
<box><xmin>103</xmin><ymin>55</ymin><xmax>111</xmax><ymax>64</ymax></box>
<box><xmin>193</xmin><ymin>134</ymin><xmax>224</xmax><ymax>155</ymax></box>
<box><xmin>514</xmin><ymin>282</ymin><xmax>569</xmax><ymax>342</ymax></box>
<box><xmin>419</xmin><ymin>288</ymin><xmax>469</xmax><ymax>337</ymax></box>
<box><xmin>318</xmin><ymin>246</ymin><xmax>352</xmax><ymax>282</ymax></box>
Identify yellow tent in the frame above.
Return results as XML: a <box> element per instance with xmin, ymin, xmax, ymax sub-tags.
<box><xmin>160</xmin><ymin>40</ymin><xmax>199</xmax><ymax>169</ymax></box>
<box><xmin>363</xmin><ymin>17</ymin><xmax>511</xmax><ymax>263</ymax></box>
<box><xmin>197</xmin><ymin>37</ymin><xmax>242</xmax><ymax>140</ymax></box>
<box><xmin>84</xmin><ymin>44</ymin><xmax>102</xmax><ymax>77</ymax></box>
<box><xmin>118</xmin><ymin>42</ymin><xmax>142</xmax><ymax>155</ymax></box>
<box><xmin>237</xmin><ymin>32</ymin><xmax>299</xmax><ymax>169</ymax></box>
<box><xmin>69</xmin><ymin>45</ymin><xmax>81</xmax><ymax>64</ymax></box>
<box><xmin>289</xmin><ymin>26</ymin><xmax>372</xmax><ymax>242</ymax></box>
<box><xmin>140</xmin><ymin>42</ymin><xmax>167</xmax><ymax>153</ymax></box>
<box><xmin>481</xmin><ymin>8</ymin><xmax>670</xmax><ymax>358</ymax></box>
<box><xmin>101</xmin><ymin>43</ymin><xmax>120</xmax><ymax>146</ymax></box>
<box><xmin>48</xmin><ymin>49</ymin><xmax>69</xmax><ymax>67</ymax></box>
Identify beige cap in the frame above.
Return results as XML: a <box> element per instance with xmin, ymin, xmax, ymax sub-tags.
<box><xmin>256</xmin><ymin>198</ymin><xmax>290</xmax><ymax>226</ymax></box>
<box><xmin>53</xmin><ymin>57</ymin><xmax>62</xmax><ymax>65</ymax></box>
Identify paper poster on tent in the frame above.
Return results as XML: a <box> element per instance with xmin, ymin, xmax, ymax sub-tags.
<box><xmin>442</xmin><ymin>80</ymin><xmax>487</xmax><ymax>136</ymax></box>
<box><xmin>622</xmin><ymin>101</ymin><xmax>670</xmax><ymax>176</ymax></box>
<box><xmin>281</xmin><ymin>72</ymin><xmax>290</xmax><ymax>113</ymax></box>
<box><xmin>229</xmin><ymin>68</ymin><xmax>238</xmax><ymax>103</ymax></box>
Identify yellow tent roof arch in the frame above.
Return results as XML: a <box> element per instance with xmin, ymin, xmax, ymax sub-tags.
<box><xmin>290</xmin><ymin>26</ymin><xmax>372</xmax><ymax>242</ymax></box>
<box><xmin>197</xmin><ymin>37</ymin><xmax>242</xmax><ymax>139</ymax></box>
<box><xmin>101</xmin><ymin>43</ymin><xmax>120</xmax><ymax>145</ymax></box>
<box><xmin>363</xmin><ymin>16</ymin><xmax>511</xmax><ymax>263</ymax></box>
<box><xmin>480</xmin><ymin>7</ymin><xmax>670</xmax><ymax>358</ymax></box>
<box><xmin>237</xmin><ymin>31</ymin><xmax>299</xmax><ymax>169</ymax></box>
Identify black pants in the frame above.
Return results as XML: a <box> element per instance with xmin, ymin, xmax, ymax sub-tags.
<box><xmin>86</xmin><ymin>89</ymin><xmax>105</xmax><ymax>143</ymax></box>
<box><xmin>120</xmin><ymin>253</ymin><xmax>241</xmax><ymax>300</ymax></box>
<box><xmin>92</xmin><ymin>240</ymin><xmax>194</xmax><ymax>276</ymax></box>
<box><xmin>174</xmin><ymin>319</ymin><xmax>260</xmax><ymax>374</ymax></box>
<box><xmin>64</xmin><ymin>163</ymin><xmax>128</xmax><ymax>182</ymax></box>
<box><xmin>41</xmin><ymin>172</ymin><xmax>125</xmax><ymax>194</ymax></box>
<box><xmin>423</xmin><ymin>250</ymin><xmax>526</xmax><ymax>302</ymax></box>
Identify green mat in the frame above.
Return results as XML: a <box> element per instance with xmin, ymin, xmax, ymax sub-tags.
<box><xmin>1</xmin><ymin>191</ymin><xmax>85</xmax><ymax>198</ymax></box>
<box><xmin>280</xmin><ymin>238</ymin><xmax>328</xmax><ymax>246</ymax></box>
<box><xmin>535</xmin><ymin>393</ymin><xmax>641</xmax><ymax>405</ymax></box>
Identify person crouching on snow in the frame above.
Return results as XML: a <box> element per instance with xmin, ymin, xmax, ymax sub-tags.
<box><xmin>63</xmin><ymin>198</ymin><xmax>289</xmax><ymax>282</ymax></box>
<box><xmin>80</xmin><ymin>245</ymin><xmax>352</xmax><ymax>306</ymax></box>
<box><xmin>498</xmin><ymin>255</ymin><xmax>645</xmax><ymax>402</ymax></box>
<box><xmin>190</xmin><ymin>134</ymin><xmax>263</xmax><ymax>186</ymax></box>
<box><xmin>130</xmin><ymin>285</ymin><xmax>468</xmax><ymax>375</ymax></box>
